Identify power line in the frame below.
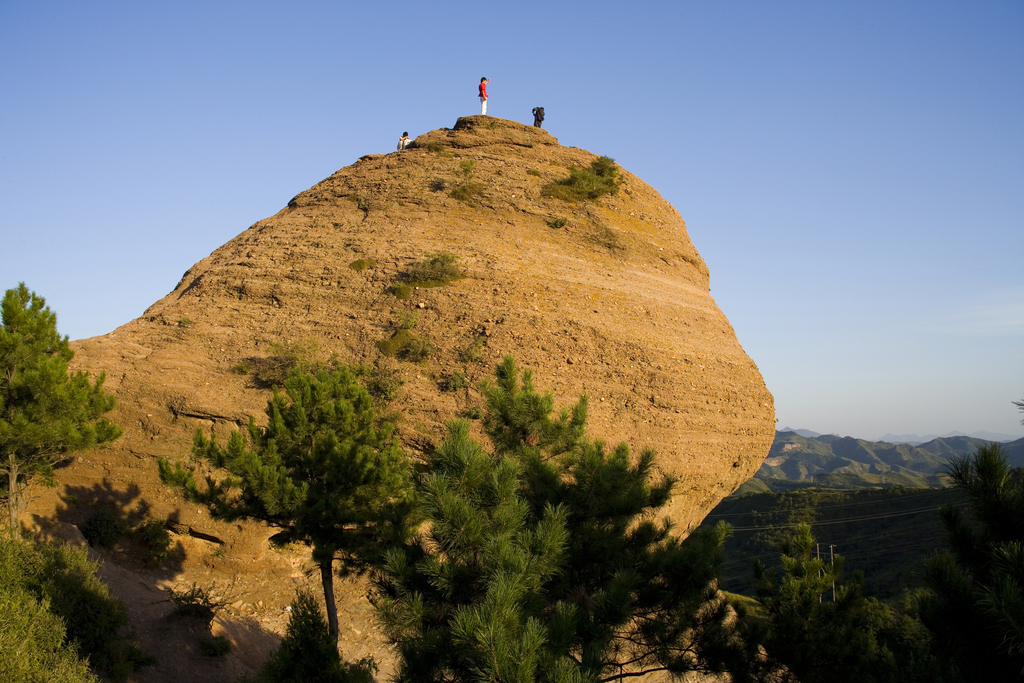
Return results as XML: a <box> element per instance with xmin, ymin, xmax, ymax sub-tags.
<box><xmin>704</xmin><ymin>488</ymin><xmax>959</xmax><ymax>520</ymax></box>
<box><xmin>725</xmin><ymin>503</ymin><xmax>964</xmax><ymax>532</ymax></box>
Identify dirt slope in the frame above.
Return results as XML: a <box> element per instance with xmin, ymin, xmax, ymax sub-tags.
<box><xmin>26</xmin><ymin>116</ymin><xmax>774</xmax><ymax>680</ymax></box>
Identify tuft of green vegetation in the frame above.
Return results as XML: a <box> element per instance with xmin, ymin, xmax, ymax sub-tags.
<box><xmin>401</xmin><ymin>253</ymin><xmax>463</xmax><ymax>288</ymax></box>
<box><xmin>389</xmin><ymin>283</ymin><xmax>413</xmax><ymax>299</ymax></box>
<box><xmin>0</xmin><ymin>575</ymin><xmax>98</xmax><ymax>682</ymax></box>
<box><xmin>358</xmin><ymin>362</ymin><xmax>403</xmax><ymax>405</ymax></box>
<box><xmin>348</xmin><ymin>258</ymin><xmax>376</xmax><ymax>272</ymax></box>
<box><xmin>458</xmin><ymin>159</ymin><xmax>476</xmax><ymax>177</ymax></box>
<box><xmin>348</xmin><ymin>195</ymin><xmax>370</xmax><ymax>212</ymax></box>
<box><xmin>541</xmin><ymin>155</ymin><xmax>621</xmax><ymax>202</ymax></box>
<box><xmin>397</xmin><ymin>311</ymin><xmax>419</xmax><ymax>330</ymax></box>
<box><xmin>449</xmin><ymin>182</ymin><xmax>486</xmax><ymax>205</ymax></box>
<box><xmin>428</xmin><ymin>179</ymin><xmax>446</xmax><ymax>192</ymax></box>
<box><xmin>232</xmin><ymin>360</ymin><xmax>252</xmax><ymax>375</ymax></box>
<box><xmin>376</xmin><ymin>329</ymin><xmax>435</xmax><ymax>362</ymax></box>
<box><xmin>423</xmin><ymin>142</ymin><xmax>453</xmax><ymax>157</ymax></box>
<box><xmin>438</xmin><ymin>370</ymin><xmax>468</xmax><ymax>393</ymax></box>
<box><xmin>461</xmin><ymin>405</ymin><xmax>483</xmax><ymax>420</ymax></box>
<box><xmin>177</xmin><ymin>318</ymin><xmax>193</xmax><ymax>328</ymax></box>
<box><xmin>526</xmin><ymin>167</ymin><xmax>543</xmax><ymax>177</ymax></box>
<box><xmin>547</xmin><ymin>216</ymin><xmax>567</xmax><ymax>229</ymax></box>
<box><xmin>458</xmin><ymin>334</ymin><xmax>487</xmax><ymax>364</ymax></box>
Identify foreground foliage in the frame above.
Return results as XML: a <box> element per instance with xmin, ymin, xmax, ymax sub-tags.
<box><xmin>0</xmin><ymin>283</ymin><xmax>121</xmax><ymax>537</ymax></box>
<box><xmin>919</xmin><ymin>442</ymin><xmax>1024</xmax><ymax>679</ymax></box>
<box><xmin>744</xmin><ymin>523</ymin><xmax>953</xmax><ymax>683</ymax></box>
<box><xmin>160</xmin><ymin>365</ymin><xmax>416</xmax><ymax>641</ymax></box>
<box><xmin>246</xmin><ymin>589</ymin><xmax>376</xmax><ymax>683</ymax></box>
<box><xmin>0</xmin><ymin>537</ymin><xmax>152</xmax><ymax>681</ymax></box>
<box><xmin>375</xmin><ymin>357</ymin><xmax>740</xmax><ymax>681</ymax></box>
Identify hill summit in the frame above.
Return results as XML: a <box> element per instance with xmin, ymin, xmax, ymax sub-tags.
<box><xmin>45</xmin><ymin>115</ymin><xmax>769</xmax><ymax>543</ymax></box>
<box><xmin>22</xmin><ymin>116</ymin><xmax>777</xmax><ymax>677</ymax></box>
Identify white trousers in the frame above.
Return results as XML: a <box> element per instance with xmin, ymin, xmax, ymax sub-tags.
<box><xmin>480</xmin><ymin>96</ymin><xmax>487</xmax><ymax>115</ymax></box>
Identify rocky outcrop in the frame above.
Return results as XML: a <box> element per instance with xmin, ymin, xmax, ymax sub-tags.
<box><xmin>59</xmin><ymin>116</ymin><xmax>774</xmax><ymax>537</ymax></box>
<box><xmin>28</xmin><ymin>116</ymin><xmax>773</xmax><ymax>680</ymax></box>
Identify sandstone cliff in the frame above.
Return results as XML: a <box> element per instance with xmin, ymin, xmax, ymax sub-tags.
<box><xmin>30</xmin><ymin>116</ymin><xmax>773</xmax><ymax>680</ymax></box>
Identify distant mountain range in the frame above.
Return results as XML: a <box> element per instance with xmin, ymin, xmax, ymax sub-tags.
<box><xmin>777</xmin><ymin>426</ymin><xmax>1023</xmax><ymax>445</ymax></box>
<box><xmin>736</xmin><ymin>430</ymin><xmax>1024</xmax><ymax>494</ymax></box>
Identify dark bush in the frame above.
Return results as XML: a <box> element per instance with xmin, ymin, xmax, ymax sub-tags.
<box><xmin>198</xmin><ymin>634</ymin><xmax>231</xmax><ymax>657</ymax></box>
<box><xmin>250</xmin><ymin>589</ymin><xmax>375</xmax><ymax>683</ymax></box>
<box><xmin>137</xmin><ymin>519</ymin><xmax>172</xmax><ymax>567</ymax></box>
<box><xmin>169</xmin><ymin>583</ymin><xmax>224</xmax><ymax>623</ymax></box>
<box><xmin>81</xmin><ymin>507</ymin><xmax>128</xmax><ymax>549</ymax></box>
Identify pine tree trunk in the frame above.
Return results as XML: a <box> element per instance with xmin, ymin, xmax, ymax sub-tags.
<box><xmin>319</xmin><ymin>558</ymin><xmax>340</xmax><ymax>641</ymax></box>
<box><xmin>7</xmin><ymin>454</ymin><xmax>19</xmax><ymax>539</ymax></box>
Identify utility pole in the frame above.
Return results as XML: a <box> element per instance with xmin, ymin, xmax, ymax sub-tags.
<box><xmin>817</xmin><ymin>543</ymin><xmax>822</xmax><ymax>603</ymax></box>
<box><xmin>830</xmin><ymin>544</ymin><xmax>836</xmax><ymax>602</ymax></box>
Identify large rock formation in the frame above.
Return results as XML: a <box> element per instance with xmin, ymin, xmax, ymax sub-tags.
<box><xmin>31</xmin><ymin>116</ymin><xmax>773</xmax><ymax>679</ymax></box>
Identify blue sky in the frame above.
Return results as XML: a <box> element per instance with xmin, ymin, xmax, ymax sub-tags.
<box><xmin>2</xmin><ymin>1</ymin><xmax>1021</xmax><ymax>440</ymax></box>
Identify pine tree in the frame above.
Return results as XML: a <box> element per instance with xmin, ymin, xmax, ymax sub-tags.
<box><xmin>375</xmin><ymin>420</ymin><xmax>579</xmax><ymax>682</ymax></box>
<box><xmin>0</xmin><ymin>283</ymin><xmax>121</xmax><ymax>538</ymax></box>
<box><xmin>375</xmin><ymin>357</ymin><xmax>739</xmax><ymax>681</ymax></box>
<box><xmin>920</xmin><ymin>442</ymin><xmax>1024</xmax><ymax>680</ymax></box>
<box><xmin>159</xmin><ymin>365</ymin><xmax>415</xmax><ymax>641</ymax></box>
<box><xmin>252</xmin><ymin>589</ymin><xmax>376</xmax><ymax>683</ymax></box>
<box><xmin>746</xmin><ymin>523</ymin><xmax>955</xmax><ymax>683</ymax></box>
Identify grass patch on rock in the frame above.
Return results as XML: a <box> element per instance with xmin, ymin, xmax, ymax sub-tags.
<box><xmin>348</xmin><ymin>258</ymin><xmax>377</xmax><ymax>271</ymax></box>
<box><xmin>542</xmin><ymin>156</ymin><xmax>621</xmax><ymax>203</ymax></box>
<box><xmin>377</xmin><ymin>329</ymin><xmax>435</xmax><ymax>362</ymax></box>
<box><xmin>402</xmin><ymin>253</ymin><xmax>464</xmax><ymax>288</ymax></box>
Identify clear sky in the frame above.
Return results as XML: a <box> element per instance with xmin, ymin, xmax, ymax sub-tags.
<box><xmin>2</xmin><ymin>1</ymin><xmax>1022</xmax><ymax>441</ymax></box>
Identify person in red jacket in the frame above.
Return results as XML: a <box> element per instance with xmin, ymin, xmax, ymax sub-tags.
<box><xmin>479</xmin><ymin>77</ymin><xmax>490</xmax><ymax>115</ymax></box>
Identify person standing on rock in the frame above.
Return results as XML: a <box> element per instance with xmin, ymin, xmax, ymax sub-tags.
<box><xmin>479</xmin><ymin>77</ymin><xmax>490</xmax><ymax>115</ymax></box>
<box><xmin>532</xmin><ymin>106</ymin><xmax>545</xmax><ymax>128</ymax></box>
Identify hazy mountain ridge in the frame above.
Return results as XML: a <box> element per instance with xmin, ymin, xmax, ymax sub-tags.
<box><xmin>779</xmin><ymin>426</ymin><xmax>1022</xmax><ymax>445</ymax></box>
<box><xmin>744</xmin><ymin>430</ymin><xmax>1024</xmax><ymax>493</ymax></box>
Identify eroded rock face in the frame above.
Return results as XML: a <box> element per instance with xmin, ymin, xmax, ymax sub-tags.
<box><xmin>30</xmin><ymin>117</ymin><xmax>773</xmax><ymax>679</ymax></box>
<box><xmin>60</xmin><ymin>116</ymin><xmax>773</xmax><ymax>541</ymax></box>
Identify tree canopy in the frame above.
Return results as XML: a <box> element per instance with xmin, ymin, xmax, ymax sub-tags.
<box><xmin>920</xmin><ymin>442</ymin><xmax>1024</xmax><ymax>679</ymax></box>
<box><xmin>0</xmin><ymin>283</ymin><xmax>120</xmax><ymax>538</ymax></box>
<box><xmin>375</xmin><ymin>357</ymin><xmax>739</xmax><ymax>681</ymax></box>
<box><xmin>160</xmin><ymin>365</ymin><xmax>415</xmax><ymax>641</ymax></box>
